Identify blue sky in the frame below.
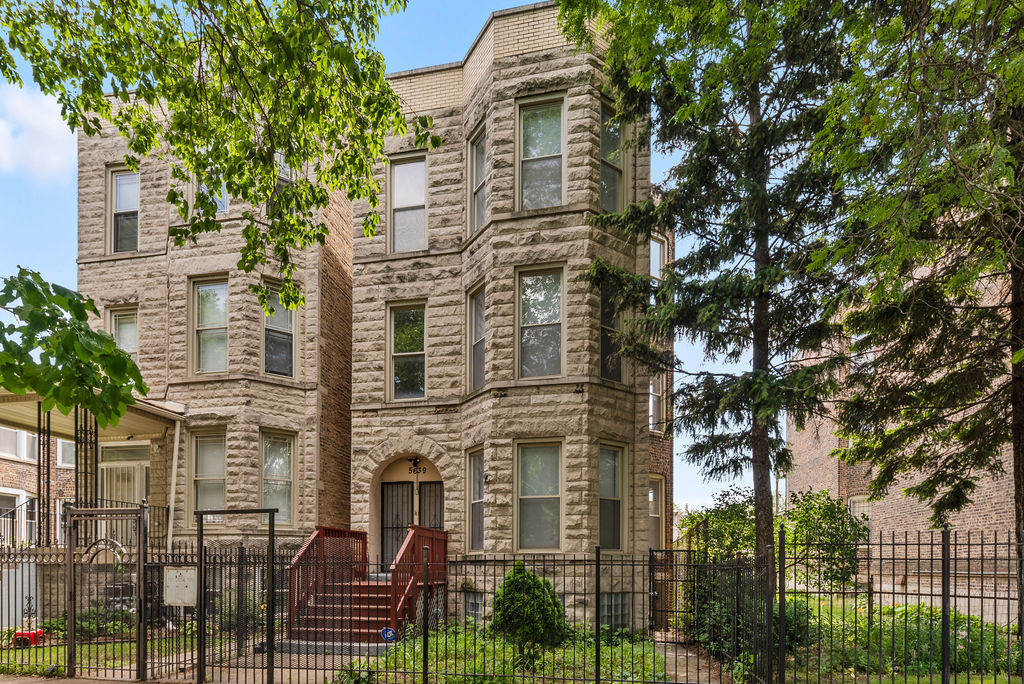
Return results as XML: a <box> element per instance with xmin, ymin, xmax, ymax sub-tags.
<box><xmin>0</xmin><ymin>0</ymin><xmax>750</xmax><ymax>512</ymax></box>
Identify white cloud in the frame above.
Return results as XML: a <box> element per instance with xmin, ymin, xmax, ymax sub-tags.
<box><xmin>0</xmin><ymin>84</ymin><xmax>75</xmax><ymax>182</ymax></box>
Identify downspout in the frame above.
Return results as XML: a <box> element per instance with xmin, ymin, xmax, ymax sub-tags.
<box><xmin>166</xmin><ymin>419</ymin><xmax>181</xmax><ymax>553</ymax></box>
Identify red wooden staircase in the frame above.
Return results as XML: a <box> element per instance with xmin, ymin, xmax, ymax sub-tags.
<box><xmin>288</xmin><ymin>525</ymin><xmax>447</xmax><ymax>644</ymax></box>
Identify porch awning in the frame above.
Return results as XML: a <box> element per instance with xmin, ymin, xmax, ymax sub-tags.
<box><xmin>0</xmin><ymin>389</ymin><xmax>184</xmax><ymax>441</ymax></box>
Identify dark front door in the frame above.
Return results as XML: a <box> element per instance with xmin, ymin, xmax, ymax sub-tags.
<box><xmin>381</xmin><ymin>481</ymin><xmax>414</xmax><ymax>567</ymax></box>
<box><xmin>418</xmin><ymin>481</ymin><xmax>444</xmax><ymax>530</ymax></box>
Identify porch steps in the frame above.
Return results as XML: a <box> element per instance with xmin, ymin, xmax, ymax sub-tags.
<box><xmin>290</xmin><ymin>579</ymin><xmax>392</xmax><ymax>644</ymax></box>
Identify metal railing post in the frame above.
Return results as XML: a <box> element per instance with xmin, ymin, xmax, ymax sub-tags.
<box><xmin>776</xmin><ymin>524</ymin><xmax>786</xmax><ymax>684</ymax></box>
<box><xmin>941</xmin><ymin>525</ymin><xmax>951</xmax><ymax>684</ymax></box>
<box><xmin>236</xmin><ymin>543</ymin><xmax>246</xmax><ymax>657</ymax></box>
<box><xmin>196</xmin><ymin>513</ymin><xmax>205</xmax><ymax>684</ymax></box>
<box><xmin>137</xmin><ymin>501</ymin><xmax>149</xmax><ymax>681</ymax></box>
<box><xmin>422</xmin><ymin>545</ymin><xmax>429</xmax><ymax>684</ymax></box>
<box><xmin>648</xmin><ymin>547</ymin><xmax>655</xmax><ymax>633</ymax></box>
<box><xmin>267</xmin><ymin>511</ymin><xmax>276</xmax><ymax>684</ymax></box>
<box><xmin>66</xmin><ymin>512</ymin><xmax>76</xmax><ymax>678</ymax></box>
<box><xmin>595</xmin><ymin>545</ymin><xmax>601</xmax><ymax>684</ymax></box>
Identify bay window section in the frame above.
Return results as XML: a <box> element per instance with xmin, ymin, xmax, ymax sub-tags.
<box><xmin>469</xmin><ymin>450</ymin><xmax>484</xmax><ymax>551</ymax></box>
<box><xmin>195</xmin><ymin>281</ymin><xmax>228</xmax><ymax>373</ymax></box>
<box><xmin>600</xmin><ymin>104</ymin><xmax>623</xmax><ymax>212</ymax></box>
<box><xmin>264</xmin><ymin>288</ymin><xmax>293</xmax><ymax>377</ymax></box>
<box><xmin>470</xmin><ymin>289</ymin><xmax>485</xmax><ymax>392</ymax></box>
<box><xmin>470</xmin><ymin>131</ymin><xmax>487</xmax><ymax>231</ymax></box>
<box><xmin>392</xmin><ymin>158</ymin><xmax>426</xmax><ymax>252</ymax></box>
<box><xmin>600</xmin><ymin>287</ymin><xmax>621</xmax><ymax>381</ymax></box>
<box><xmin>391</xmin><ymin>305</ymin><xmax>426</xmax><ymax>399</ymax></box>
<box><xmin>517</xmin><ymin>444</ymin><xmax>560</xmax><ymax>550</ymax></box>
<box><xmin>600</xmin><ymin>446</ymin><xmax>622</xmax><ymax>550</ymax></box>
<box><xmin>518</xmin><ymin>269</ymin><xmax>562</xmax><ymax>378</ymax></box>
<box><xmin>262</xmin><ymin>433</ymin><xmax>293</xmax><ymax>523</ymax></box>
<box><xmin>520</xmin><ymin>101</ymin><xmax>563</xmax><ymax>210</ymax></box>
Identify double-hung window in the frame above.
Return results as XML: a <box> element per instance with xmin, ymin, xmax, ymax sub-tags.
<box><xmin>517</xmin><ymin>443</ymin><xmax>560</xmax><ymax>550</ymax></box>
<box><xmin>391</xmin><ymin>304</ymin><xmax>426</xmax><ymax>399</ymax></box>
<box><xmin>262</xmin><ymin>433</ymin><xmax>293</xmax><ymax>524</ymax></box>
<box><xmin>112</xmin><ymin>170</ymin><xmax>139</xmax><ymax>252</ymax></box>
<box><xmin>113</xmin><ymin>310</ymin><xmax>139</xmax><ymax>364</ymax></box>
<box><xmin>599</xmin><ymin>446</ymin><xmax>623</xmax><ymax>550</ymax></box>
<box><xmin>58</xmin><ymin>440</ymin><xmax>76</xmax><ymax>468</ymax></box>
<box><xmin>195</xmin><ymin>281</ymin><xmax>228</xmax><ymax>373</ymax></box>
<box><xmin>600</xmin><ymin>287</ymin><xmax>621</xmax><ymax>382</ymax></box>
<box><xmin>649</xmin><ymin>477</ymin><xmax>664</xmax><ymax>550</ymax></box>
<box><xmin>392</xmin><ymin>158</ymin><xmax>426</xmax><ymax>252</ymax></box>
<box><xmin>469</xmin><ymin>450</ymin><xmax>484</xmax><ymax>551</ymax></box>
<box><xmin>264</xmin><ymin>288</ymin><xmax>293</xmax><ymax>377</ymax></box>
<box><xmin>470</xmin><ymin>131</ymin><xmax>487</xmax><ymax>231</ymax></box>
<box><xmin>650</xmin><ymin>236</ymin><xmax>665</xmax><ymax>306</ymax></box>
<box><xmin>518</xmin><ymin>268</ymin><xmax>562</xmax><ymax>378</ymax></box>
<box><xmin>600</xmin><ymin>104</ymin><xmax>623</xmax><ymax>212</ymax></box>
<box><xmin>469</xmin><ymin>288</ymin><xmax>486</xmax><ymax>392</ymax></box>
<box><xmin>194</xmin><ymin>435</ymin><xmax>226</xmax><ymax>521</ymax></box>
<box><xmin>519</xmin><ymin>99</ymin><xmax>563</xmax><ymax>210</ymax></box>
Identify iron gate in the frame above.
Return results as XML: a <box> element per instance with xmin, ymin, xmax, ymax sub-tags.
<box><xmin>65</xmin><ymin>504</ymin><xmax>148</xmax><ymax>680</ymax></box>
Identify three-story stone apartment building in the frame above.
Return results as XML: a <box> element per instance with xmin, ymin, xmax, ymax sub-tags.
<box><xmin>73</xmin><ymin>0</ymin><xmax>673</xmax><ymax>553</ymax></box>
<box><xmin>349</xmin><ymin>1</ymin><xmax>674</xmax><ymax>561</ymax></box>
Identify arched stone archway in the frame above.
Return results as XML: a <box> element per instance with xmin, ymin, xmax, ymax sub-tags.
<box><xmin>366</xmin><ymin>450</ymin><xmax>446</xmax><ymax>566</ymax></box>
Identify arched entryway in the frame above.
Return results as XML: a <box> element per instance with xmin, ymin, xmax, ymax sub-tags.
<box><xmin>376</xmin><ymin>454</ymin><xmax>444</xmax><ymax>567</ymax></box>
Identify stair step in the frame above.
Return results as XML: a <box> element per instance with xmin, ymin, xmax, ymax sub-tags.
<box><xmin>289</xmin><ymin>627</ymin><xmax>389</xmax><ymax>644</ymax></box>
<box><xmin>293</xmin><ymin>615</ymin><xmax>390</xmax><ymax>629</ymax></box>
<box><xmin>298</xmin><ymin>606</ymin><xmax>390</xmax><ymax>619</ymax></box>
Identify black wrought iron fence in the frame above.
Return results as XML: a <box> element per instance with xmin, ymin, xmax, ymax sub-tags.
<box><xmin>0</xmin><ymin>529</ymin><xmax>1021</xmax><ymax>684</ymax></box>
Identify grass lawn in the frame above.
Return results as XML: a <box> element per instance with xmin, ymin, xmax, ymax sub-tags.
<box><xmin>0</xmin><ymin>636</ymin><xmax>193</xmax><ymax>676</ymax></box>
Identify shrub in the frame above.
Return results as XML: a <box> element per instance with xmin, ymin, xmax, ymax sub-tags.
<box><xmin>489</xmin><ymin>561</ymin><xmax>567</xmax><ymax>661</ymax></box>
<box><xmin>785</xmin><ymin>490</ymin><xmax>868</xmax><ymax>589</ymax></box>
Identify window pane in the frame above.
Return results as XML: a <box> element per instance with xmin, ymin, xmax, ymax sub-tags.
<box><xmin>114</xmin><ymin>213</ymin><xmax>138</xmax><ymax>252</ymax></box>
<box><xmin>471</xmin><ymin>452</ymin><xmax>484</xmax><ymax>501</ymax></box>
<box><xmin>522</xmin><ymin>104</ymin><xmax>561</xmax><ymax>158</ymax></box>
<box><xmin>393</xmin><ymin>354</ymin><xmax>425</xmax><ymax>399</ymax></box>
<box><xmin>263</xmin><ymin>481</ymin><xmax>292</xmax><ymax>523</ymax></box>
<box><xmin>599</xmin><ymin>448</ymin><xmax>619</xmax><ymax>498</ymax></box>
<box><xmin>473</xmin><ymin>135</ymin><xmax>486</xmax><ymax>184</ymax></box>
<box><xmin>471</xmin><ymin>501</ymin><xmax>484</xmax><ymax>550</ymax></box>
<box><xmin>520</xmin><ymin>272</ymin><xmax>561</xmax><ymax>325</ymax></box>
<box><xmin>263</xmin><ymin>435</ymin><xmax>291</xmax><ymax>479</ymax></box>
<box><xmin>265</xmin><ymin>290</ymin><xmax>292</xmax><ymax>332</ymax></box>
<box><xmin>197</xmin><ymin>283</ymin><xmax>228</xmax><ymax>327</ymax></box>
<box><xmin>601</xmin><ymin>108</ymin><xmax>621</xmax><ymax>165</ymax></box>
<box><xmin>25</xmin><ymin>434</ymin><xmax>37</xmax><ymax>461</ymax></box>
<box><xmin>214</xmin><ymin>182</ymin><xmax>228</xmax><ymax>213</ymax></box>
<box><xmin>393</xmin><ymin>308</ymin><xmax>425</xmax><ymax>353</ymax></box>
<box><xmin>649</xmin><ymin>514</ymin><xmax>662</xmax><ymax>548</ymax></box>
<box><xmin>473</xmin><ymin>291</ymin><xmax>485</xmax><ymax>343</ymax></box>
<box><xmin>601</xmin><ymin>164</ymin><xmax>621</xmax><ymax>213</ymax></box>
<box><xmin>472</xmin><ymin>340</ymin><xmax>485</xmax><ymax>391</ymax></box>
<box><xmin>519</xmin><ymin>445</ymin><xmax>558</xmax><ymax>496</ymax></box>
<box><xmin>520</xmin><ymin>324</ymin><xmax>561</xmax><ymax>377</ymax></box>
<box><xmin>601</xmin><ymin>327</ymin><xmax>621</xmax><ymax>381</ymax></box>
<box><xmin>59</xmin><ymin>440</ymin><xmax>75</xmax><ymax>466</ymax></box>
<box><xmin>650</xmin><ymin>239</ymin><xmax>664</xmax><ymax>277</ymax></box>
<box><xmin>115</xmin><ymin>172</ymin><xmax>139</xmax><ymax>212</ymax></box>
<box><xmin>196</xmin><ymin>481</ymin><xmax>225</xmax><ymax>510</ymax></box>
<box><xmin>474</xmin><ymin>187</ymin><xmax>486</xmax><ymax>230</ymax></box>
<box><xmin>0</xmin><ymin>429</ymin><xmax>14</xmax><ymax>456</ymax></box>
<box><xmin>600</xmin><ymin>498</ymin><xmax>621</xmax><ymax>549</ymax></box>
<box><xmin>393</xmin><ymin>160</ymin><xmax>425</xmax><ymax>208</ymax></box>
<box><xmin>114</xmin><ymin>313</ymin><xmax>139</xmax><ymax>354</ymax></box>
<box><xmin>519</xmin><ymin>498</ymin><xmax>559</xmax><ymax>548</ymax></box>
<box><xmin>521</xmin><ymin>157</ymin><xmax>562</xmax><ymax>210</ymax></box>
<box><xmin>197</xmin><ymin>329</ymin><xmax>228</xmax><ymax>372</ymax></box>
<box><xmin>265</xmin><ymin>329</ymin><xmax>293</xmax><ymax>376</ymax></box>
<box><xmin>649</xmin><ymin>480</ymin><xmax>661</xmax><ymax>515</ymax></box>
<box><xmin>393</xmin><ymin>207</ymin><xmax>426</xmax><ymax>252</ymax></box>
<box><xmin>649</xmin><ymin>375</ymin><xmax>663</xmax><ymax>429</ymax></box>
<box><xmin>195</xmin><ymin>438</ymin><xmax>225</xmax><ymax>477</ymax></box>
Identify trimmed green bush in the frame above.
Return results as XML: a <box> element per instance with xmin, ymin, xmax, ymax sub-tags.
<box><xmin>490</xmin><ymin>561</ymin><xmax>567</xmax><ymax>660</ymax></box>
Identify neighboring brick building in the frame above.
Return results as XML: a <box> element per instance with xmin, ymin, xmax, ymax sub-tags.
<box><xmin>75</xmin><ymin>117</ymin><xmax>352</xmax><ymax>543</ymax></box>
<box><xmin>348</xmin><ymin>1</ymin><xmax>673</xmax><ymax>560</ymax></box>
<box><xmin>786</xmin><ymin>411</ymin><xmax>1014</xmax><ymax>532</ymax></box>
<box><xmin>0</xmin><ymin>427</ymin><xmax>74</xmax><ymax>545</ymax></box>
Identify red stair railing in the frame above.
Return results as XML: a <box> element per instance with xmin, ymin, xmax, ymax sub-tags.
<box><xmin>389</xmin><ymin>525</ymin><xmax>448</xmax><ymax>630</ymax></box>
<box><xmin>288</xmin><ymin>526</ymin><xmax>368</xmax><ymax>637</ymax></box>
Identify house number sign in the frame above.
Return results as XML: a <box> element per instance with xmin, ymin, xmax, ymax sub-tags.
<box><xmin>408</xmin><ymin>466</ymin><xmax>428</xmax><ymax>475</ymax></box>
